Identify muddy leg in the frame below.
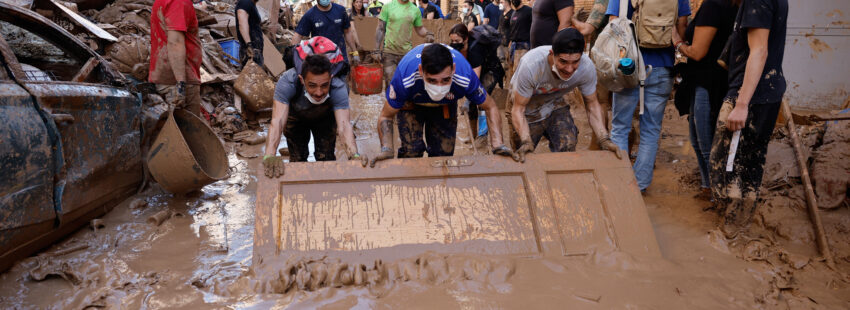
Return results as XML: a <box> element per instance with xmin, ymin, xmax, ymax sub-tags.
<box><xmin>311</xmin><ymin>112</ymin><xmax>338</xmax><ymax>161</ymax></box>
<box><xmin>396</xmin><ymin>104</ymin><xmax>427</xmax><ymax>158</ymax></box>
<box><xmin>283</xmin><ymin>116</ymin><xmax>311</xmax><ymax>162</ymax></box>
<box><xmin>424</xmin><ymin>104</ymin><xmax>458</xmax><ymax>157</ymax></box>
<box><xmin>544</xmin><ymin>106</ymin><xmax>578</xmax><ymax>152</ymax></box>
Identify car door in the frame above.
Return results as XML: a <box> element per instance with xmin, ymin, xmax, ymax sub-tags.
<box><xmin>0</xmin><ymin>8</ymin><xmax>142</xmax><ymax>229</ymax></box>
<box><xmin>0</xmin><ymin>35</ymin><xmax>58</xmax><ymax>271</ymax></box>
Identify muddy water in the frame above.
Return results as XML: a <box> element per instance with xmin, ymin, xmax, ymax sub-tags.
<box><xmin>1</xmin><ymin>94</ymin><xmax>848</xmax><ymax>309</ymax></box>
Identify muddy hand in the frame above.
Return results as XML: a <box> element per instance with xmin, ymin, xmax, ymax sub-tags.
<box><xmin>425</xmin><ymin>32</ymin><xmax>435</xmax><ymax>43</ymax></box>
<box><xmin>263</xmin><ymin>155</ymin><xmax>285</xmax><ymax>178</ymax></box>
<box><xmin>598</xmin><ymin>137</ymin><xmax>623</xmax><ymax>159</ymax></box>
<box><xmin>246</xmin><ymin>46</ymin><xmax>255</xmax><ymax>60</ymax></box>
<box><xmin>492</xmin><ymin>145</ymin><xmax>514</xmax><ymax>158</ymax></box>
<box><xmin>512</xmin><ymin>140</ymin><xmax>534</xmax><ymax>163</ymax></box>
<box><xmin>349</xmin><ymin>153</ymin><xmax>369</xmax><ymax>167</ymax></box>
<box><xmin>369</xmin><ymin>147</ymin><xmax>394</xmax><ymax>168</ymax></box>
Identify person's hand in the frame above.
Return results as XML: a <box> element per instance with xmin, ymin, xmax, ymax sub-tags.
<box><xmin>492</xmin><ymin>145</ymin><xmax>514</xmax><ymax>158</ymax></box>
<box><xmin>369</xmin><ymin>147</ymin><xmax>394</xmax><ymax>167</ymax></box>
<box><xmin>512</xmin><ymin>140</ymin><xmax>534</xmax><ymax>163</ymax></box>
<box><xmin>171</xmin><ymin>81</ymin><xmax>186</xmax><ymax>110</ymax></box>
<box><xmin>727</xmin><ymin>103</ymin><xmax>749</xmax><ymax>132</ymax></box>
<box><xmin>597</xmin><ymin>136</ymin><xmax>623</xmax><ymax>159</ymax></box>
<box><xmin>349</xmin><ymin>153</ymin><xmax>369</xmax><ymax>167</ymax></box>
<box><xmin>425</xmin><ymin>32</ymin><xmax>435</xmax><ymax>43</ymax></box>
<box><xmin>252</xmin><ymin>47</ymin><xmax>263</xmax><ymax>63</ymax></box>
<box><xmin>246</xmin><ymin>45</ymin><xmax>255</xmax><ymax>59</ymax></box>
<box><xmin>263</xmin><ymin>155</ymin><xmax>285</xmax><ymax>178</ymax></box>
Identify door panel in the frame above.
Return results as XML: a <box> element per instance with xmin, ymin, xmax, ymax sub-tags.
<box><xmin>255</xmin><ymin>152</ymin><xmax>661</xmax><ymax>267</ymax></box>
<box><xmin>22</xmin><ymin>82</ymin><xmax>142</xmax><ymax>219</ymax></box>
<box><xmin>0</xmin><ymin>81</ymin><xmax>55</xmax><ymax>258</ymax></box>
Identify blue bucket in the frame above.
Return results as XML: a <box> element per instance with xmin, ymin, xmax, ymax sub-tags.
<box><xmin>218</xmin><ymin>40</ymin><xmax>239</xmax><ymax>65</ymax></box>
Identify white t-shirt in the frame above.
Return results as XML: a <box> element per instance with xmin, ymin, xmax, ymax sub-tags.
<box><xmin>510</xmin><ymin>46</ymin><xmax>597</xmax><ymax>123</ymax></box>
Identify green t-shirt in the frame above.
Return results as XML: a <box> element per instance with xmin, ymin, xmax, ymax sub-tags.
<box><xmin>379</xmin><ymin>0</ymin><xmax>422</xmax><ymax>55</ymax></box>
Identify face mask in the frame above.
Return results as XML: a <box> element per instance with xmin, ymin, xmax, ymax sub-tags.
<box><xmin>318</xmin><ymin>0</ymin><xmax>330</xmax><ymax>6</ymax></box>
<box><xmin>363</xmin><ymin>2</ymin><xmax>367</xmax><ymax>8</ymax></box>
<box><xmin>551</xmin><ymin>64</ymin><xmax>569</xmax><ymax>81</ymax></box>
<box><xmin>449</xmin><ymin>42</ymin><xmax>465</xmax><ymax>51</ymax></box>
<box><xmin>499</xmin><ymin>3</ymin><xmax>504</xmax><ymax>10</ymax></box>
<box><xmin>423</xmin><ymin>81</ymin><xmax>451</xmax><ymax>101</ymax></box>
<box><xmin>305</xmin><ymin>91</ymin><xmax>329</xmax><ymax>104</ymax></box>
<box><xmin>461</xmin><ymin>7</ymin><xmax>468</xmax><ymax>14</ymax></box>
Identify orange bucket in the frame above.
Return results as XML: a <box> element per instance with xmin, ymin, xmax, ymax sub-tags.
<box><xmin>352</xmin><ymin>64</ymin><xmax>383</xmax><ymax>95</ymax></box>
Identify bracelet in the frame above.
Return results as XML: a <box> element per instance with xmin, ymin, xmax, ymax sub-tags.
<box><xmin>350</xmin><ymin>51</ymin><xmax>359</xmax><ymax>56</ymax></box>
<box><xmin>263</xmin><ymin>155</ymin><xmax>271</xmax><ymax>160</ymax></box>
<box><xmin>675</xmin><ymin>41</ymin><xmax>685</xmax><ymax>53</ymax></box>
<box><xmin>353</xmin><ymin>153</ymin><xmax>360</xmax><ymax>158</ymax></box>
<box><xmin>381</xmin><ymin>146</ymin><xmax>392</xmax><ymax>153</ymax></box>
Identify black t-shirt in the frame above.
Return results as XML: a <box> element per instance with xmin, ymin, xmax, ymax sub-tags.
<box><xmin>235</xmin><ymin>0</ymin><xmax>263</xmax><ymax>49</ymax></box>
<box><xmin>500</xmin><ymin>9</ymin><xmax>512</xmax><ymax>45</ymax></box>
<box><xmin>510</xmin><ymin>6</ymin><xmax>532</xmax><ymax>43</ymax></box>
<box><xmin>684</xmin><ymin>0</ymin><xmax>737</xmax><ymax>87</ymax></box>
<box><xmin>726</xmin><ymin>0</ymin><xmax>788</xmax><ymax>104</ymax></box>
<box><xmin>530</xmin><ymin>0</ymin><xmax>573</xmax><ymax>47</ymax></box>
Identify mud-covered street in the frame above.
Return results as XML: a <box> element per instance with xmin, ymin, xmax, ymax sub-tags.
<box><xmin>2</xmin><ymin>93</ymin><xmax>849</xmax><ymax>309</ymax></box>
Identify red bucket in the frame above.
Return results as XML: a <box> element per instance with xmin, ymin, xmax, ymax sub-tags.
<box><xmin>352</xmin><ymin>64</ymin><xmax>383</xmax><ymax>95</ymax></box>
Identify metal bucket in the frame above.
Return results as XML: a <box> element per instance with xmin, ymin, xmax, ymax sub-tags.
<box><xmin>147</xmin><ymin>110</ymin><xmax>229</xmax><ymax>194</ymax></box>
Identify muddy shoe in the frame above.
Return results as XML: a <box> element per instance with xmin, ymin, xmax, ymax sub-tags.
<box><xmin>694</xmin><ymin>188</ymin><xmax>712</xmax><ymax>201</ymax></box>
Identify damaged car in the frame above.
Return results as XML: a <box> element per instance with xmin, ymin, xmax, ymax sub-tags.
<box><xmin>0</xmin><ymin>1</ymin><xmax>144</xmax><ymax>272</ymax></box>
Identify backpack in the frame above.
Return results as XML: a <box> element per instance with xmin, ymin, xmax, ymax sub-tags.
<box><xmin>631</xmin><ymin>0</ymin><xmax>679</xmax><ymax>48</ymax></box>
<box><xmin>470</xmin><ymin>25</ymin><xmax>501</xmax><ymax>47</ymax></box>
<box><xmin>292</xmin><ymin>36</ymin><xmax>349</xmax><ymax>77</ymax></box>
<box><xmin>591</xmin><ymin>0</ymin><xmax>648</xmax><ymax>113</ymax></box>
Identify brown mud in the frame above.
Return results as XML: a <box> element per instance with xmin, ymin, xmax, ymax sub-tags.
<box><xmin>1</xmin><ymin>94</ymin><xmax>849</xmax><ymax>309</ymax></box>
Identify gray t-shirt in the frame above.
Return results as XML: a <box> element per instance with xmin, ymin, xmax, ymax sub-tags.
<box><xmin>273</xmin><ymin>69</ymin><xmax>349</xmax><ymax>112</ymax></box>
<box><xmin>510</xmin><ymin>46</ymin><xmax>596</xmax><ymax>123</ymax></box>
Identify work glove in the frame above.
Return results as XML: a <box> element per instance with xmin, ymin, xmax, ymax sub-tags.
<box><xmin>252</xmin><ymin>47</ymin><xmax>263</xmax><ymax>64</ymax></box>
<box><xmin>349</xmin><ymin>153</ymin><xmax>369</xmax><ymax>167</ymax></box>
<box><xmin>597</xmin><ymin>136</ymin><xmax>623</xmax><ymax>160</ymax></box>
<box><xmin>492</xmin><ymin>145</ymin><xmax>514</xmax><ymax>158</ymax></box>
<box><xmin>263</xmin><ymin>155</ymin><xmax>285</xmax><ymax>178</ymax></box>
<box><xmin>246</xmin><ymin>45</ymin><xmax>255</xmax><ymax>59</ymax></box>
<box><xmin>425</xmin><ymin>32</ymin><xmax>435</xmax><ymax>43</ymax></box>
<box><xmin>512</xmin><ymin>140</ymin><xmax>534</xmax><ymax>163</ymax></box>
<box><xmin>369</xmin><ymin>147</ymin><xmax>394</xmax><ymax>168</ymax></box>
<box><xmin>171</xmin><ymin>81</ymin><xmax>187</xmax><ymax>110</ymax></box>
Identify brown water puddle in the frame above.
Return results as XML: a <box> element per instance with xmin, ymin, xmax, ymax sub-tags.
<box><xmin>1</xmin><ymin>94</ymin><xmax>848</xmax><ymax>309</ymax></box>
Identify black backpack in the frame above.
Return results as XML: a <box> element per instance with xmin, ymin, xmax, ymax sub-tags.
<box><xmin>470</xmin><ymin>25</ymin><xmax>501</xmax><ymax>47</ymax></box>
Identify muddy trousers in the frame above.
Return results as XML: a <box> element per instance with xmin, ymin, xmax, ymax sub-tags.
<box><xmin>709</xmin><ymin>98</ymin><xmax>781</xmax><ymax>227</ymax></box>
<box><xmin>509</xmin><ymin>106</ymin><xmax>579</xmax><ymax>152</ymax></box>
<box><xmin>283</xmin><ymin>113</ymin><xmax>338</xmax><ymax>162</ymax></box>
<box><xmin>397</xmin><ymin>103</ymin><xmax>458</xmax><ymax>158</ymax></box>
<box><xmin>382</xmin><ymin>52</ymin><xmax>404</xmax><ymax>89</ymax></box>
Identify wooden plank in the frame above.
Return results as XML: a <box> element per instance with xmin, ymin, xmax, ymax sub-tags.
<box><xmin>71</xmin><ymin>57</ymin><xmax>98</xmax><ymax>82</ymax></box>
<box><xmin>262</xmin><ymin>34</ymin><xmax>286</xmax><ymax>77</ymax></box>
<box><xmin>50</xmin><ymin>0</ymin><xmax>117</xmax><ymax>42</ymax></box>
<box><xmin>254</xmin><ymin>152</ymin><xmax>661</xmax><ymax>268</ymax></box>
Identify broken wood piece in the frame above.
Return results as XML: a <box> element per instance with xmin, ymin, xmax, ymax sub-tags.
<box><xmin>51</xmin><ymin>0</ymin><xmax>117</xmax><ymax>42</ymax></box>
<box><xmin>71</xmin><ymin>57</ymin><xmax>99</xmax><ymax>82</ymax></box>
<box><xmin>781</xmin><ymin>101</ymin><xmax>835</xmax><ymax>269</ymax></box>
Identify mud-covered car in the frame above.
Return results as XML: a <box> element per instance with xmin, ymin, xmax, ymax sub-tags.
<box><xmin>0</xmin><ymin>2</ymin><xmax>143</xmax><ymax>272</ymax></box>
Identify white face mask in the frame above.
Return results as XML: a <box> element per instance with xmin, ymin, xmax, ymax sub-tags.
<box><xmin>499</xmin><ymin>3</ymin><xmax>504</xmax><ymax>10</ymax></box>
<box><xmin>461</xmin><ymin>7</ymin><xmax>468</xmax><ymax>14</ymax></box>
<box><xmin>551</xmin><ymin>64</ymin><xmax>569</xmax><ymax>81</ymax></box>
<box><xmin>363</xmin><ymin>2</ymin><xmax>367</xmax><ymax>8</ymax></box>
<box><xmin>305</xmin><ymin>91</ymin><xmax>330</xmax><ymax>104</ymax></box>
<box><xmin>423</xmin><ymin>81</ymin><xmax>451</xmax><ymax>101</ymax></box>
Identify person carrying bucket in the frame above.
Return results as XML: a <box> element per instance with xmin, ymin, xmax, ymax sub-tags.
<box><xmin>262</xmin><ymin>38</ymin><xmax>367</xmax><ymax>178</ymax></box>
<box><xmin>368</xmin><ymin>43</ymin><xmax>517</xmax><ymax>167</ymax></box>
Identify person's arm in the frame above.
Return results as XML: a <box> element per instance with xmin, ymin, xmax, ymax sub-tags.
<box><xmin>479</xmin><ymin>95</ymin><xmax>506</xmax><ymax>149</ymax></box>
<box><xmin>510</xmin><ymin>91</ymin><xmax>532</xmax><ymax>143</ymax></box>
<box><xmin>677</xmin><ymin>16</ymin><xmax>688</xmax><ymax>39</ymax></box>
<box><xmin>556</xmin><ymin>6</ymin><xmax>574</xmax><ymax>31</ymax></box>
<box><xmin>166</xmin><ymin>30</ymin><xmax>187</xmax><ymax>83</ymax></box>
<box><xmin>676</xmin><ymin>26</ymin><xmax>717</xmax><ymax>61</ymax></box>
<box><xmin>344</xmin><ymin>27</ymin><xmax>362</xmax><ymax>51</ymax></box>
<box><xmin>572</xmin><ymin>19</ymin><xmax>596</xmax><ymax>36</ymax></box>
<box><xmin>472</xmin><ymin>66</ymin><xmax>481</xmax><ymax>77</ymax></box>
<box><xmin>291</xmin><ymin>32</ymin><xmax>302</xmax><ymax>45</ymax></box>
<box><xmin>376</xmin><ymin>20</ymin><xmax>387</xmax><ymax>50</ymax></box>
<box><xmin>582</xmin><ymin>91</ymin><xmax>609</xmax><ymax>140</ymax></box>
<box><xmin>334</xmin><ymin>108</ymin><xmax>361</xmax><ymax>158</ymax></box>
<box><xmin>727</xmin><ymin>27</ymin><xmax>770</xmax><ymax>131</ymax></box>
<box><xmin>264</xmin><ymin>100</ymin><xmax>290</xmax><ymax>157</ymax></box>
<box><xmin>237</xmin><ymin>9</ymin><xmax>252</xmax><ymax>45</ymax></box>
<box><xmin>369</xmin><ymin>102</ymin><xmax>399</xmax><ymax>167</ymax></box>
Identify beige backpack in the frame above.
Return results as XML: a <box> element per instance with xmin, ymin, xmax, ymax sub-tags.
<box><xmin>631</xmin><ymin>0</ymin><xmax>679</xmax><ymax>49</ymax></box>
<box><xmin>591</xmin><ymin>0</ymin><xmax>649</xmax><ymax>114</ymax></box>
